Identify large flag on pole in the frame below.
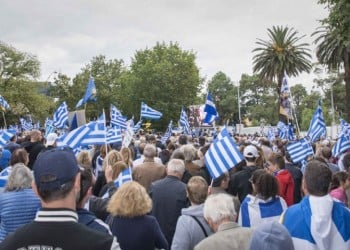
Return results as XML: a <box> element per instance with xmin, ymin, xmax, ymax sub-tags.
<box><xmin>161</xmin><ymin>120</ymin><xmax>173</xmax><ymax>145</ymax></box>
<box><xmin>110</xmin><ymin>104</ymin><xmax>127</xmax><ymax>129</ymax></box>
<box><xmin>179</xmin><ymin>107</ymin><xmax>191</xmax><ymax>135</ymax></box>
<box><xmin>75</xmin><ymin>77</ymin><xmax>97</xmax><ymax>108</ymax></box>
<box><xmin>203</xmin><ymin>93</ymin><xmax>219</xmax><ymax>124</ymax></box>
<box><xmin>332</xmin><ymin>119</ymin><xmax>350</xmax><ymax>157</ymax></box>
<box><xmin>80</xmin><ymin>113</ymin><xmax>106</xmax><ymax>146</ymax></box>
<box><xmin>204</xmin><ymin>127</ymin><xmax>244</xmax><ymax>178</ymax></box>
<box><xmin>286</xmin><ymin>138</ymin><xmax>314</xmax><ymax>163</ymax></box>
<box><xmin>307</xmin><ymin>100</ymin><xmax>326</xmax><ymax>142</ymax></box>
<box><xmin>53</xmin><ymin>101</ymin><xmax>68</xmax><ymax>129</ymax></box>
<box><xmin>0</xmin><ymin>95</ymin><xmax>10</xmax><ymax>110</ymax></box>
<box><xmin>140</xmin><ymin>102</ymin><xmax>162</xmax><ymax>120</ymax></box>
<box><xmin>0</xmin><ymin>129</ymin><xmax>15</xmax><ymax>147</ymax></box>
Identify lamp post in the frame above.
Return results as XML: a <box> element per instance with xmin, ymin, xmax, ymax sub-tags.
<box><xmin>237</xmin><ymin>81</ymin><xmax>242</xmax><ymax>135</ymax></box>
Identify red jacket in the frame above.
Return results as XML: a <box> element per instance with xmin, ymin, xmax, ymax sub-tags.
<box><xmin>276</xmin><ymin>170</ymin><xmax>295</xmax><ymax>206</ymax></box>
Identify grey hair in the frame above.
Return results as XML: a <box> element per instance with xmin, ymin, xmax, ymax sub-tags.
<box><xmin>183</xmin><ymin>144</ymin><xmax>197</xmax><ymax>161</ymax></box>
<box><xmin>167</xmin><ymin>159</ymin><xmax>185</xmax><ymax>175</ymax></box>
<box><xmin>5</xmin><ymin>163</ymin><xmax>33</xmax><ymax>192</ymax></box>
<box><xmin>143</xmin><ymin>144</ymin><xmax>156</xmax><ymax>158</ymax></box>
<box><xmin>204</xmin><ymin>193</ymin><xmax>236</xmax><ymax>224</ymax></box>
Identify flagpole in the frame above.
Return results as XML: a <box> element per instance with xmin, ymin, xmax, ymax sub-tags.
<box><xmin>103</xmin><ymin>109</ymin><xmax>108</xmax><ymax>154</ymax></box>
<box><xmin>2</xmin><ymin>111</ymin><xmax>7</xmax><ymax>128</ymax></box>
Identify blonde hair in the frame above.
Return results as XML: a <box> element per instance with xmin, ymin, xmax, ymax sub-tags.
<box><xmin>107</xmin><ymin>181</ymin><xmax>152</xmax><ymax>217</ymax></box>
<box><xmin>103</xmin><ymin>150</ymin><xmax>123</xmax><ymax>171</ymax></box>
<box><xmin>76</xmin><ymin>151</ymin><xmax>92</xmax><ymax>168</ymax></box>
<box><xmin>111</xmin><ymin>161</ymin><xmax>128</xmax><ymax>180</ymax></box>
<box><xmin>121</xmin><ymin>147</ymin><xmax>133</xmax><ymax>167</ymax></box>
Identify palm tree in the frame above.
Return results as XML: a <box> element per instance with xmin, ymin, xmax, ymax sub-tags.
<box><xmin>313</xmin><ymin>26</ymin><xmax>350</xmax><ymax>121</ymax></box>
<box><xmin>253</xmin><ymin>26</ymin><xmax>312</xmax><ymax>97</ymax></box>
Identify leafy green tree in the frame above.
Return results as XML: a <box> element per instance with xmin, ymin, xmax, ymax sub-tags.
<box><xmin>290</xmin><ymin>84</ymin><xmax>307</xmax><ymax>125</ymax></box>
<box><xmin>207</xmin><ymin>72</ymin><xmax>238</xmax><ymax>125</ymax></box>
<box><xmin>126</xmin><ymin>42</ymin><xmax>201</xmax><ymax>129</ymax></box>
<box><xmin>252</xmin><ymin>26</ymin><xmax>312</xmax><ymax>122</ymax></box>
<box><xmin>313</xmin><ymin>0</ymin><xmax>350</xmax><ymax>120</ymax></box>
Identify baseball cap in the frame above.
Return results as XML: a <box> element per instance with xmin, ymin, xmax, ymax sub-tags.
<box><xmin>243</xmin><ymin>145</ymin><xmax>259</xmax><ymax>158</ymax></box>
<box><xmin>33</xmin><ymin>147</ymin><xmax>79</xmax><ymax>191</ymax></box>
<box><xmin>46</xmin><ymin>133</ymin><xmax>58</xmax><ymax>146</ymax></box>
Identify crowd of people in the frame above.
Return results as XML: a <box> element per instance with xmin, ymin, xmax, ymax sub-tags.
<box><xmin>0</xmin><ymin>129</ymin><xmax>350</xmax><ymax>249</ymax></box>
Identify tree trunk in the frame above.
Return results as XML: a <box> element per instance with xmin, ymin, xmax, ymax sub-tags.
<box><xmin>345</xmin><ymin>52</ymin><xmax>350</xmax><ymax>122</ymax></box>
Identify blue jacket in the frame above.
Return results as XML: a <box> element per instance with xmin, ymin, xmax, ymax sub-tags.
<box><xmin>0</xmin><ymin>189</ymin><xmax>41</xmax><ymax>241</ymax></box>
<box><xmin>77</xmin><ymin>208</ymin><xmax>111</xmax><ymax>235</ymax></box>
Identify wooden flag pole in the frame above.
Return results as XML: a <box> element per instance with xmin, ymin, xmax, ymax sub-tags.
<box><xmin>2</xmin><ymin>111</ymin><xmax>7</xmax><ymax>128</ymax></box>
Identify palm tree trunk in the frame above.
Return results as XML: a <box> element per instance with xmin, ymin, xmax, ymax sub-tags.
<box><xmin>345</xmin><ymin>52</ymin><xmax>350</xmax><ymax>122</ymax></box>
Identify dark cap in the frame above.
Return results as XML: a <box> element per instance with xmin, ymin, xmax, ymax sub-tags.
<box><xmin>33</xmin><ymin>147</ymin><xmax>79</xmax><ymax>191</ymax></box>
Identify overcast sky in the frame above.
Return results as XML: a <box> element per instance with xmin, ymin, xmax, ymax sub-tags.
<box><xmin>1</xmin><ymin>0</ymin><xmax>328</xmax><ymax>90</ymax></box>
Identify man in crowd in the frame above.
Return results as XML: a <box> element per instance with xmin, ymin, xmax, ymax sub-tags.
<box><xmin>0</xmin><ymin>147</ymin><xmax>120</xmax><ymax>249</ymax></box>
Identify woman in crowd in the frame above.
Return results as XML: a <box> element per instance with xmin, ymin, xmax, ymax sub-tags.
<box><xmin>0</xmin><ymin>164</ymin><xmax>41</xmax><ymax>241</ymax></box>
<box><xmin>107</xmin><ymin>181</ymin><xmax>168</xmax><ymax>250</ymax></box>
<box><xmin>238</xmin><ymin>169</ymin><xmax>287</xmax><ymax>228</ymax></box>
<box><xmin>76</xmin><ymin>150</ymin><xmax>92</xmax><ymax>169</ymax></box>
<box><xmin>329</xmin><ymin>171</ymin><xmax>350</xmax><ymax>206</ymax></box>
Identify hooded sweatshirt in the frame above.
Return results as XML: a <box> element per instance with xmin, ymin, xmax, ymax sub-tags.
<box><xmin>276</xmin><ymin>170</ymin><xmax>294</xmax><ymax>206</ymax></box>
<box><xmin>171</xmin><ymin>204</ymin><xmax>212</xmax><ymax>250</ymax></box>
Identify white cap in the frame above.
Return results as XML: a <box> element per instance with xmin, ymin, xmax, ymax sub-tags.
<box><xmin>46</xmin><ymin>133</ymin><xmax>58</xmax><ymax>146</ymax></box>
<box><xmin>243</xmin><ymin>145</ymin><xmax>259</xmax><ymax>158</ymax></box>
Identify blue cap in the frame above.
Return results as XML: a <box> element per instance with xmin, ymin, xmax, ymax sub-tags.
<box><xmin>33</xmin><ymin>147</ymin><xmax>79</xmax><ymax>191</ymax></box>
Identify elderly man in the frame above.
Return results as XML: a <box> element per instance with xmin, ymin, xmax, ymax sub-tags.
<box><xmin>0</xmin><ymin>147</ymin><xmax>120</xmax><ymax>249</ymax></box>
<box><xmin>150</xmin><ymin>158</ymin><xmax>188</xmax><ymax>246</ymax></box>
<box><xmin>194</xmin><ymin>193</ymin><xmax>253</xmax><ymax>250</ymax></box>
<box><xmin>132</xmin><ymin>144</ymin><xmax>166</xmax><ymax>192</ymax></box>
<box><xmin>281</xmin><ymin>160</ymin><xmax>350</xmax><ymax>249</ymax></box>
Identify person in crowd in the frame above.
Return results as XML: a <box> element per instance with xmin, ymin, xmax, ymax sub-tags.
<box><xmin>178</xmin><ymin>134</ymin><xmax>188</xmax><ymax>146</ymax></box>
<box><xmin>120</xmin><ymin>147</ymin><xmax>133</xmax><ymax>167</ymax></box>
<box><xmin>92</xmin><ymin>145</ymin><xmax>111</xmax><ymax>178</ymax></box>
<box><xmin>182</xmin><ymin>144</ymin><xmax>206</xmax><ymax>184</ymax></box>
<box><xmin>284</xmin><ymin>150</ymin><xmax>303</xmax><ymax>204</ymax></box>
<box><xmin>133</xmin><ymin>142</ymin><xmax>163</xmax><ymax>167</ymax></box>
<box><xmin>316</xmin><ymin>146</ymin><xmax>340</xmax><ymax>173</ymax></box>
<box><xmin>76</xmin><ymin>166</ymin><xmax>111</xmax><ymax>234</ymax></box>
<box><xmin>132</xmin><ymin>144</ymin><xmax>166</xmax><ymax>192</ymax></box>
<box><xmin>0</xmin><ymin>164</ymin><xmax>41</xmax><ymax>241</ymax></box>
<box><xmin>342</xmin><ymin>153</ymin><xmax>350</xmax><ymax>173</ymax></box>
<box><xmin>0</xmin><ymin>148</ymin><xmax>29</xmax><ymax>192</ymax></box>
<box><xmin>238</xmin><ymin>169</ymin><xmax>287</xmax><ymax>228</ymax></box>
<box><xmin>329</xmin><ymin>171</ymin><xmax>350</xmax><ymax>206</ymax></box>
<box><xmin>0</xmin><ymin>147</ymin><xmax>121</xmax><ymax>249</ymax></box>
<box><xmin>107</xmin><ymin>181</ymin><xmax>168</xmax><ymax>250</ymax></box>
<box><xmin>24</xmin><ymin>130</ymin><xmax>45</xmax><ymax>169</ymax></box>
<box><xmin>99</xmin><ymin>161</ymin><xmax>129</xmax><ymax>198</ymax></box>
<box><xmin>194</xmin><ymin>193</ymin><xmax>253</xmax><ymax>250</ymax></box>
<box><xmin>4</xmin><ymin>134</ymin><xmax>20</xmax><ymax>153</ymax></box>
<box><xmin>281</xmin><ymin>160</ymin><xmax>350</xmax><ymax>249</ymax></box>
<box><xmin>208</xmin><ymin>172</ymin><xmax>230</xmax><ymax>195</ymax></box>
<box><xmin>266</xmin><ymin>152</ymin><xmax>294</xmax><ymax>206</ymax></box>
<box><xmin>76</xmin><ymin>150</ymin><xmax>93</xmax><ymax>169</ymax></box>
<box><xmin>43</xmin><ymin>132</ymin><xmax>58</xmax><ymax>151</ymax></box>
<box><xmin>172</xmin><ymin>176</ymin><xmax>212</xmax><ymax>250</ymax></box>
<box><xmin>93</xmin><ymin>149</ymin><xmax>123</xmax><ymax>197</ymax></box>
<box><xmin>228</xmin><ymin>144</ymin><xmax>260</xmax><ymax>202</ymax></box>
<box><xmin>150</xmin><ymin>158</ymin><xmax>188</xmax><ymax>246</ymax></box>
<box><xmin>249</xmin><ymin>221</ymin><xmax>294</xmax><ymax>250</ymax></box>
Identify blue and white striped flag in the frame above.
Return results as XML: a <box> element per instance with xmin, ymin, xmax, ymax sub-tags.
<box><xmin>53</xmin><ymin>101</ymin><xmax>68</xmax><ymax>129</ymax></box>
<box><xmin>238</xmin><ymin>195</ymin><xmax>288</xmax><ymax>228</ymax></box>
<box><xmin>110</xmin><ymin>104</ymin><xmax>127</xmax><ymax>130</ymax></box>
<box><xmin>161</xmin><ymin>120</ymin><xmax>173</xmax><ymax>145</ymax></box>
<box><xmin>20</xmin><ymin>118</ymin><xmax>33</xmax><ymax>131</ymax></box>
<box><xmin>179</xmin><ymin>107</ymin><xmax>191</xmax><ymax>135</ymax></box>
<box><xmin>203</xmin><ymin>93</ymin><xmax>219</xmax><ymax>124</ymax></box>
<box><xmin>114</xmin><ymin>167</ymin><xmax>133</xmax><ymax>188</ymax></box>
<box><xmin>277</xmin><ymin>121</ymin><xmax>294</xmax><ymax>140</ymax></box>
<box><xmin>286</xmin><ymin>138</ymin><xmax>314</xmax><ymax>163</ymax></box>
<box><xmin>204</xmin><ymin>127</ymin><xmax>244</xmax><ymax>179</ymax></box>
<box><xmin>307</xmin><ymin>100</ymin><xmax>326</xmax><ymax>142</ymax></box>
<box><xmin>0</xmin><ymin>130</ymin><xmax>15</xmax><ymax>147</ymax></box>
<box><xmin>133</xmin><ymin>119</ymin><xmax>142</xmax><ymax>133</ymax></box>
<box><xmin>33</xmin><ymin>121</ymin><xmax>40</xmax><ymax>130</ymax></box>
<box><xmin>332</xmin><ymin>133</ymin><xmax>350</xmax><ymax>157</ymax></box>
<box><xmin>80</xmin><ymin>113</ymin><xmax>106</xmax><ymax>146</ymax></box>
<box><xmin>0</xmin><ymin>95</ymin><xmax>10</xmax><ymax>110</ymax></box>
<box><xmin>106</xmin><ymin>126</ymin><xmax>122</xmax><ymax>144</ymax></box>
<box><xmin>0</xmin><ymin>167</ymin><xmax>12</xmax><ymax>192</ymax></box>
<box><xmin>44</xmin><ymin>117</ymin><xmax>55</xmax><ymax>137</ymax></box>
<box><xmin>57</xmin><ymin>124</ymin><xmax>93</xmax><ymax>150</ymax></box>
<box><xmin>140</xmin><ymin>102</ymin><xmax>162</xmax><ymax>120</ymax></box>
<box><xmin>267</xmin><ymin>126</ymin><xmax>275</xmax><ymax>142</ymax></box>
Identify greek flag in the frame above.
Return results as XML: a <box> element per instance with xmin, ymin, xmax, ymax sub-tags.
<box><xmin>57</xmin><ymin>124</ymin><xmax>93</xmax><ymax>150</ymax></box>
<box><xmin>110</xmin><ymin>104</ymin><xmax>127</xmax><ymax>129</ymax></box>
<box><xmin>267</xmin><ymin>126</ymin><xmax>275</xmax><ymax>142</ymax></box>
<box><xmin>106</xmin><ymin>126</ymin><xmax>122</xmax><ymax>144</ymax></box>
<box><xmin>33</xmin><ymin>121</ymin><xmax>40</xmax><ymax>130</ymax></box>
<box><xmin>0</xmin><ymin>167</ymin><xmax>12</xmax><ymax>192</ymax></box>
<box><xmin>76</xmin><ymin>77</ymin><xmax>97</xmax><ymax>108</ymax></box>
<box><xmin>0</xmin><ymin>95</ymin><xmax>10</xmax><ymax>110</ymax></box>
<box><xmin>238</xmin><ymin>195</ymin><xmax>287</xmax><ymax>228</ymax></box>
<box><xmin>114</xmin><ymin>167</ymin><xmax>133</xmax><ymax>188</ymax></box>
<box><xmin>179</xmin><ymin>107</ymin><xmax>191</xmax><ymax>135</ymax></box>
<box><xmin>204</xmin><ymin>127</ymin><xmax>244</xmax><ymax>178</ymax></box>
<box><xmin>161</xmin><ymin>120</ymin><xmax>173</xmax><ymax>145</ymax></box>
<box><xmin>286</xmin><ymin>138</ymin><xmax>314</xmax><ymax>163</ymax></box>
<box><xmin>307</xmin><ymin>100</ymin><xmax>326</xmax><ymax>142</ymax></box>
<box><xmin>277</xmin><ymin>121</ymin><xmax>294</xmax><ymax>140</ymax></box>
<box><xmin>133</xmin><ymin>119</ymin><xmax>142</xmax><ymax>133</ymax></box>
<box><xmin>45</xmin><ymin>117</ymin><xmax>55</xmax><ymax>137</ymax></box>
<box><xmin>80</xmin><ymin>114</ymin><xmax>106</xmax><ymax>146</ymax></box>
<box><xmin>53</xmin><ymin>102</ymin><xmax>68</xmax><ymax>129</ymax></box>
<box><xmin>20</xmin><ymin>118</ymin><xmax>33</xmax><ymax>131</ymax></box>
<box><xmin>140</xmin><ymin>102</ymin><xmax>162</xmax><ymax>120</ymax></box>
<box><xmin>332</xmin><ymin>133</ymin><xmax>350</xmax><ymax>157</ymax></box>
<box><xmin>204</xmin><ymin>93</ymin><xmax>219</xmax><ymax>124</ymax></box>
<box><xmin>0</xmin><ymin>129</ymin><xmax>15</xmax><ymax>147</ymax></box>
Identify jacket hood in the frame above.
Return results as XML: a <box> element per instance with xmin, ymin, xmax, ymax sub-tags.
<box><xmin>181</xmin><ymin>204</ymin><xmax>205</xmax><ymax>217</ymax></box>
